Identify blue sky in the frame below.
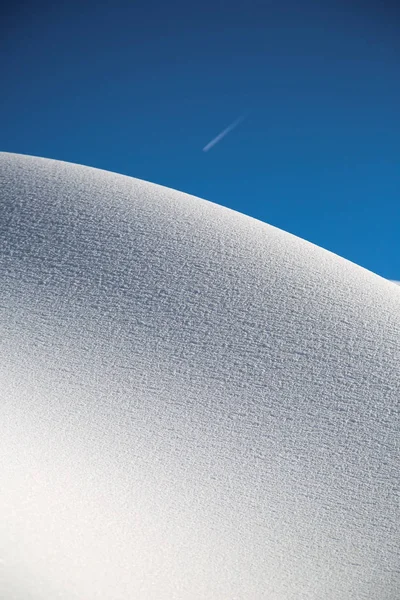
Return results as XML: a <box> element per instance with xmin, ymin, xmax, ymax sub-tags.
<box><xmin>1</xmin><ymin>0</ymin><xmax>399</xmax><ymax>278</ymax></box>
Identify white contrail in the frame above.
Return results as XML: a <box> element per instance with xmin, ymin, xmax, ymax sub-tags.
<box><xmin>202</xmin><ymin>114</ymin><xmax>247</xmax><ymax>152</ymax></box>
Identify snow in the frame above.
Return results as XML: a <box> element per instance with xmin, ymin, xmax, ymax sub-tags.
<box><xmin>0</xmin><ymin>152</ymin><xmax>399</xmax><ymax>600</ymax></box>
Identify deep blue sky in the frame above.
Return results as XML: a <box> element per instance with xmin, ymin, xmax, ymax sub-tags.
<box><xmin>1</xmin><ymin>0</ymin><xmax>399</xmax><ymax>278</ymax></box>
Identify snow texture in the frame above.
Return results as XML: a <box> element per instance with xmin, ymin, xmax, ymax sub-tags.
<box><xmin>0</xmin><ymin>152</ymin><xmax>399</xmax><ymax>600</ymax></box>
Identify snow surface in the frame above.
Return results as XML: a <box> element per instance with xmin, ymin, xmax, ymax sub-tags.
<box><xmin>0</xmin><ymin>152</ymin><xmax>399</xmax><ymax>600</ymax></box>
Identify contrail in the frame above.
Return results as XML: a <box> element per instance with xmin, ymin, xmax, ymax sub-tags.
<box><xmin>202</xmin><ymin>114</ymin><xmax>247</xmax><ymax>152</ymax></box>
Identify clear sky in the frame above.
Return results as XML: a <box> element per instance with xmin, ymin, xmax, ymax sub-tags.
<box><xmin>1</xmin><ymin>0</ymin><xmax>399</xmax><ymax>278</ymax></box>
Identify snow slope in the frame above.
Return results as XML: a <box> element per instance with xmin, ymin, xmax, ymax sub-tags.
<box><xmin>0</xmin><ymin>152</ymin><xmax>399</xmax><ymax>600</ymax></box>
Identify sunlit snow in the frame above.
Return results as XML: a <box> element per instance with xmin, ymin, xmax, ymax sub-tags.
<box><xmin>0</xmin><ymin>152</ymin><xmax>399</xmax><ymax>599</ymax></box>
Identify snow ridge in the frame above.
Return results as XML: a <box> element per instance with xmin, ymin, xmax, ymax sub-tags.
<box><xmin>0</xmin><ymin>152</ymin><xmax>399</xmax><ymax>600</ymax></box>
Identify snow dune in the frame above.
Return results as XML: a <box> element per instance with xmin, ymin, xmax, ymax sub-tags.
<box><xmin>0</xmin><ymin>152</ymin><xmax>399</xmax><ymax>600</ymax></box>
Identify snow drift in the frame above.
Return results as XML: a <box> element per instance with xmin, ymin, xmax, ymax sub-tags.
<box><xmin>0</xmin><ymin>152</ymin><xmax>399</xmax><ymax>600</ymax></box>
